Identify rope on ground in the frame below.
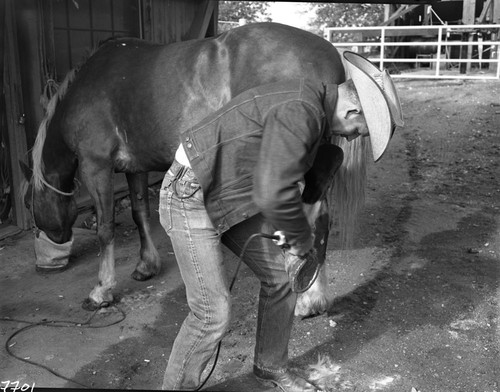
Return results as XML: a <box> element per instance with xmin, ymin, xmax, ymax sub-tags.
<box><xmin>1</xmin><ymin>303</ymin><xmax>126</xmax><ymax>389</ymax></box>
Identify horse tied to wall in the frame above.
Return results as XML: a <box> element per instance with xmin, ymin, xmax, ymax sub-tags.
<box><xmin>25</xmin><ymin>22</ymin><xmax>368</xmax><ymax>316</ymax></box>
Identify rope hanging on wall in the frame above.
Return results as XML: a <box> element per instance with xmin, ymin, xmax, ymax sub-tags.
<box><xmin>37</xmin><ymin>0</ymin><xmax>59</xmax><ymax>112</ymax></box>
<box><xmin>40</xmin><ymin>78</ymin><xmax>59</xmax><ymax>112</ymax></box>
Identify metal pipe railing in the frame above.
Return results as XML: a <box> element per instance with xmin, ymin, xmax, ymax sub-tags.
<box><xmin>325</xmin><ymin>24</ymin><xmax>500</xmax><ymax>79</ymax></box>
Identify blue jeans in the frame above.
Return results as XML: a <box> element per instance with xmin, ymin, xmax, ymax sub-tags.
<box><xmin>160</xmin><ymin>160</ymin><xmax>297</xmax><ymax>390</ymax></box>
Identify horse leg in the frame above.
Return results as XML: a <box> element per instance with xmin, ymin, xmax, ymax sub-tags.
<box><xmin>295</xmin><ymin>264</ymin><xmax>329</xmax><ymax>318</ymax></box>
<box><xmin>296</xmin><ymin>201</ymin><xmax>331</xmax><ymax>317</ymax></box>
<box><xmin>126</xmin><ymin>172</ymin><xmax>161</xmax><ymax>281</ymax></box>
<box><xmin>80</xmin><ymin>166</ymin><xmax>117</xmax><ymax>311</ymax></box>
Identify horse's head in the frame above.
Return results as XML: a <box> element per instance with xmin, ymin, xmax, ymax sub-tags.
<box><xmin>20</xmin><ymin>161</ymin><xmax>77</xmax><ymax>244</ymax></box>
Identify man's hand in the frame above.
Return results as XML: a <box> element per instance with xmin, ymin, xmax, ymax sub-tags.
<box><xmin>284</xmin><ymin>248</ymin><xmax>320</xmax><ymax>293</ymax></box>
<box><xmin>272</xmin><ymin>231</ymin><xmax>289</xmax><ymax>248</ymax></box>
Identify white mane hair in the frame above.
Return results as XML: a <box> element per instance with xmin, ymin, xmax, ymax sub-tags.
<box><xmin>31</xmin><ymin>43</ymin><xmax>100</xmax><ymax>192</ymax></box>
<box><xmin>31</xmin><ymin>68</ymin><xmax>77</xmax><ymax>191</ymax></box>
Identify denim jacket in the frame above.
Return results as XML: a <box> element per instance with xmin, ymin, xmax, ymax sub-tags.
<box><xmin>181</xmin><ymin>78</ymin><xmax>338</xmax><ymax>249</ymax></box>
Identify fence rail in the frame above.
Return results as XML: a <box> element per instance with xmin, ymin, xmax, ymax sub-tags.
<box><xmin>324</xmin><ymin>24</ymin><xmax>500</xmax><ymax>80</ymax></box>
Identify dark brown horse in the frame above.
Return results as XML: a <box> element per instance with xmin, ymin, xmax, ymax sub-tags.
<box><xmin>27</xmin><ymin>22</ymin><xmax>368</xmax><ymax>315</ymax></box>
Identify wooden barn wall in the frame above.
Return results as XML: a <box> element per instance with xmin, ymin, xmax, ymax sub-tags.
<box><xmin>3</xmin><ymin>0</ymin><xmax>31</xmax><ymax>231</ymax></box>
<box><xmin>3</xmin><ymin>0</ymin><xmax>218</xmax><ymax>232</ymax></box>
<box><xmin>15</xmin><ymin>0</ymin><xmax>44</xmax><ymax>151</ymax></box>
<box><xmin>142</xmin><ymin>0</ymin><xmax>217</xmax><ymax>43</ymax></box>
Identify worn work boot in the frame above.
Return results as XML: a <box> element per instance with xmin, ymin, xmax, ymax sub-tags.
<box><xmin>254</xmin><ymin>366</ymin><xmax>320</xmax><ymax>392</ymax></box>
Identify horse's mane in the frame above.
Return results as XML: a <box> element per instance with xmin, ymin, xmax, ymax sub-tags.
<box><xmin>31</xmin><ymin>43</ymin><xmax>103</xmax><ymax>191</ymax></box>
<box><xmin>31</xmin><ymin>68</ymin><xmax>77</xmax><ymax>191</ymax></box>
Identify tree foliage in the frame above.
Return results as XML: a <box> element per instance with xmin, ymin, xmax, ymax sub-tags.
<box><xmin>218</xmin><ymin>1</ymin><xmax>271</xmax><ymax>23</ymax></box>
<box><xmin>310</xmin><ymin>3</ymin><xmax>385</xmax><ymax>33</ymax></box>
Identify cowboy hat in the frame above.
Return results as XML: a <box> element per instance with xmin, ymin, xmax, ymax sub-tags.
<box><xmin>343</xmin><ymin>51</ymin><xmax>404</xmax><ymax>161</ymax></box>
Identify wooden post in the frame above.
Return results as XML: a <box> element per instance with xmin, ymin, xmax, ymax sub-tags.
<box><xmin>186</xmin><ymin>0</ymin><xmax>217</xmax><ymax>40</ymax></box>
<box><xmin>463</xmin><ymin>0</ymin><xmax>477</xmax><ymax>24</ymax></box>
<box><xmin>491</xmin><ymin>0</ymin><xmax>500</xmax><ymax>73</ymax></box>
<box><xmin>423</xmin><ymin>5</ymin><xmax>432</xmax><ymax>25</ymax></box>
<box><xmin>478</xmin><ymin>0</ymin><xmax>492</xmax><ymax>22</ymax></box>
<box><xmin>493</xmin><ymin>0</ymin><xmax>500</xmax><ymax>23</ymax></box>
<box><xmin>384</xmin><ymin>5</ymin><xmax>391</xmax><ymax>24</ymax></box>
<box><xmin>463</xmin><ymin>0</ymin><xmax>476</xmax><ymax>74</ymax></box>
<box><xmin>3</xmin><ymin>0</ymin><xmax>30</xmax><ymax>229</ymax></box>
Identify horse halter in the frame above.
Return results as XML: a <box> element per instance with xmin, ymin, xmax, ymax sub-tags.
<box><xmin>29</xmin><ymin>176</ymin><xmax>78</xmax><ymax>234</ymax></box>
<box><xmin>37</xmin><ymin>175</ymin><xmax>76</xmax><ymax>197</ymax></box>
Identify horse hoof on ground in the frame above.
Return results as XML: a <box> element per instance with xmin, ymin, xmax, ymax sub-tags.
<box><xmin>131</xmin><ymin>269</ymin><xmax>155</xmax><ymax>281</ymax></box>
<box><xmin>82</xmin><ymin>293</ymin><xmax>115</xmax><ymax>311</ymax></box>
<box><xmin>131</xmin><ymin>259</ymin><xmax>160</xmax><ymax>281</ymax></box>
<box><xmin>82</xmin><ymin>297</ymin><xmax>104</xmax><ymax>311</ymax></box>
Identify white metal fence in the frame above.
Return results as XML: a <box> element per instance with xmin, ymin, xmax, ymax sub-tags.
<box><xmin>324</xmin><ymin>24</ymin><xmax>500</xmax><ymax>80</ymax></box>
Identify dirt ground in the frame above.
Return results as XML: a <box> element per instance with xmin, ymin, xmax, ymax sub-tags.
<box><xmin>1</xmin><ymin>79</ymin><xmax>499</xmax><ymax>392</ymax></box>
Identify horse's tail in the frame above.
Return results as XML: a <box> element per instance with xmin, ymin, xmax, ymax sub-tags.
<box><xmin>329</xmin><ymin>134</ymin><xmax>368</xmax><ymax>249</ymax></box>
<box><xmin>326</xmin><ymin>52</ymin><xmax>369</xmax><ymax>249</ymax></box>
<box><xmin>32</xmin><ymin>68</ymin><xmax>77</xmax><ymax>191</ymax></box>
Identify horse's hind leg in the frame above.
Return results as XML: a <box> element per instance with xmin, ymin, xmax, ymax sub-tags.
<box><xmin>126</xmin><ymin>173</ymin><xmax>161</xmax><ymax>281</ymax></box>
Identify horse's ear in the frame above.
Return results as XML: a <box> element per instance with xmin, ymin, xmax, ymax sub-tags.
<box><xmin>19</xmin><ymin>161</ymin><xmax>32</xmax><ymax>181</ymax></box>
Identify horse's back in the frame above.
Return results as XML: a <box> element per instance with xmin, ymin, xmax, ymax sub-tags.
<box><xmin>220</xmin><ymin>23</ymin><xmax>345</xmax><ymax>94</ymax></box>
<box><xmin>57</xmin><ymin>23</ymin><xmax>345</xmax><ymax>173</ymax></box>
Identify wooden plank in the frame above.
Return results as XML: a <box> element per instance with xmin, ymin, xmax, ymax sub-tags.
<box><xmin>478</xmin><ymin>0</ymin><xmax>492</xmax><ymax>22</ymax></box>
<box><xmin>462</xmin><ymin>0</ymin><xmax>476</xmax><ymax>73</ymax></box>
<box><xmin>493</xmin><ymin>0</ymin><xmax>500</xmax><ymax>23</ymax></box>
<box><xmin>493</xmin><ymin>0</ymin><xmax>500</xmax><ymax>74</ymax></box>
<box><xmin>16</xmin><ymin>0</ymin><xmax>45</xmax><ymax>149</ymax></box>
<box><xmin>3</xmin><ymin>0</ymin><xmax>30</xmax><ymax>229</ymax></box>
<box><xmin>463</xmin><ymin>0</ymin><xmax>477</xmax><ymax>24</ymax></box>
<box><xmin>142</xmin><ymin>0</ymin><xmax>212</xmax><ymax>44</ymax></box>
<box><xmin>197</xmin><ymin>0</ymin><xmax>216</xmax><ymax>39</ymax></box>
<box><xmin>185</xmin><ymin>0</ymin><xmax>217</xmax><ymax>40</ymax></box>
<box><xmin>466</xmin><ymin>33</ymin><xmax>474</xmax><ymax>73</ymax></box>
<box><xmin>382</xmin><ymin>5</ymin><xmax>420</xmax><ymax>26</ymax></box>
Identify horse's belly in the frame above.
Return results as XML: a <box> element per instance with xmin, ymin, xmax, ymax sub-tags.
<box><xmin>114</xmin><ymin>135</ymin><xmax>178</xmax><ymax>173</ymax></box>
